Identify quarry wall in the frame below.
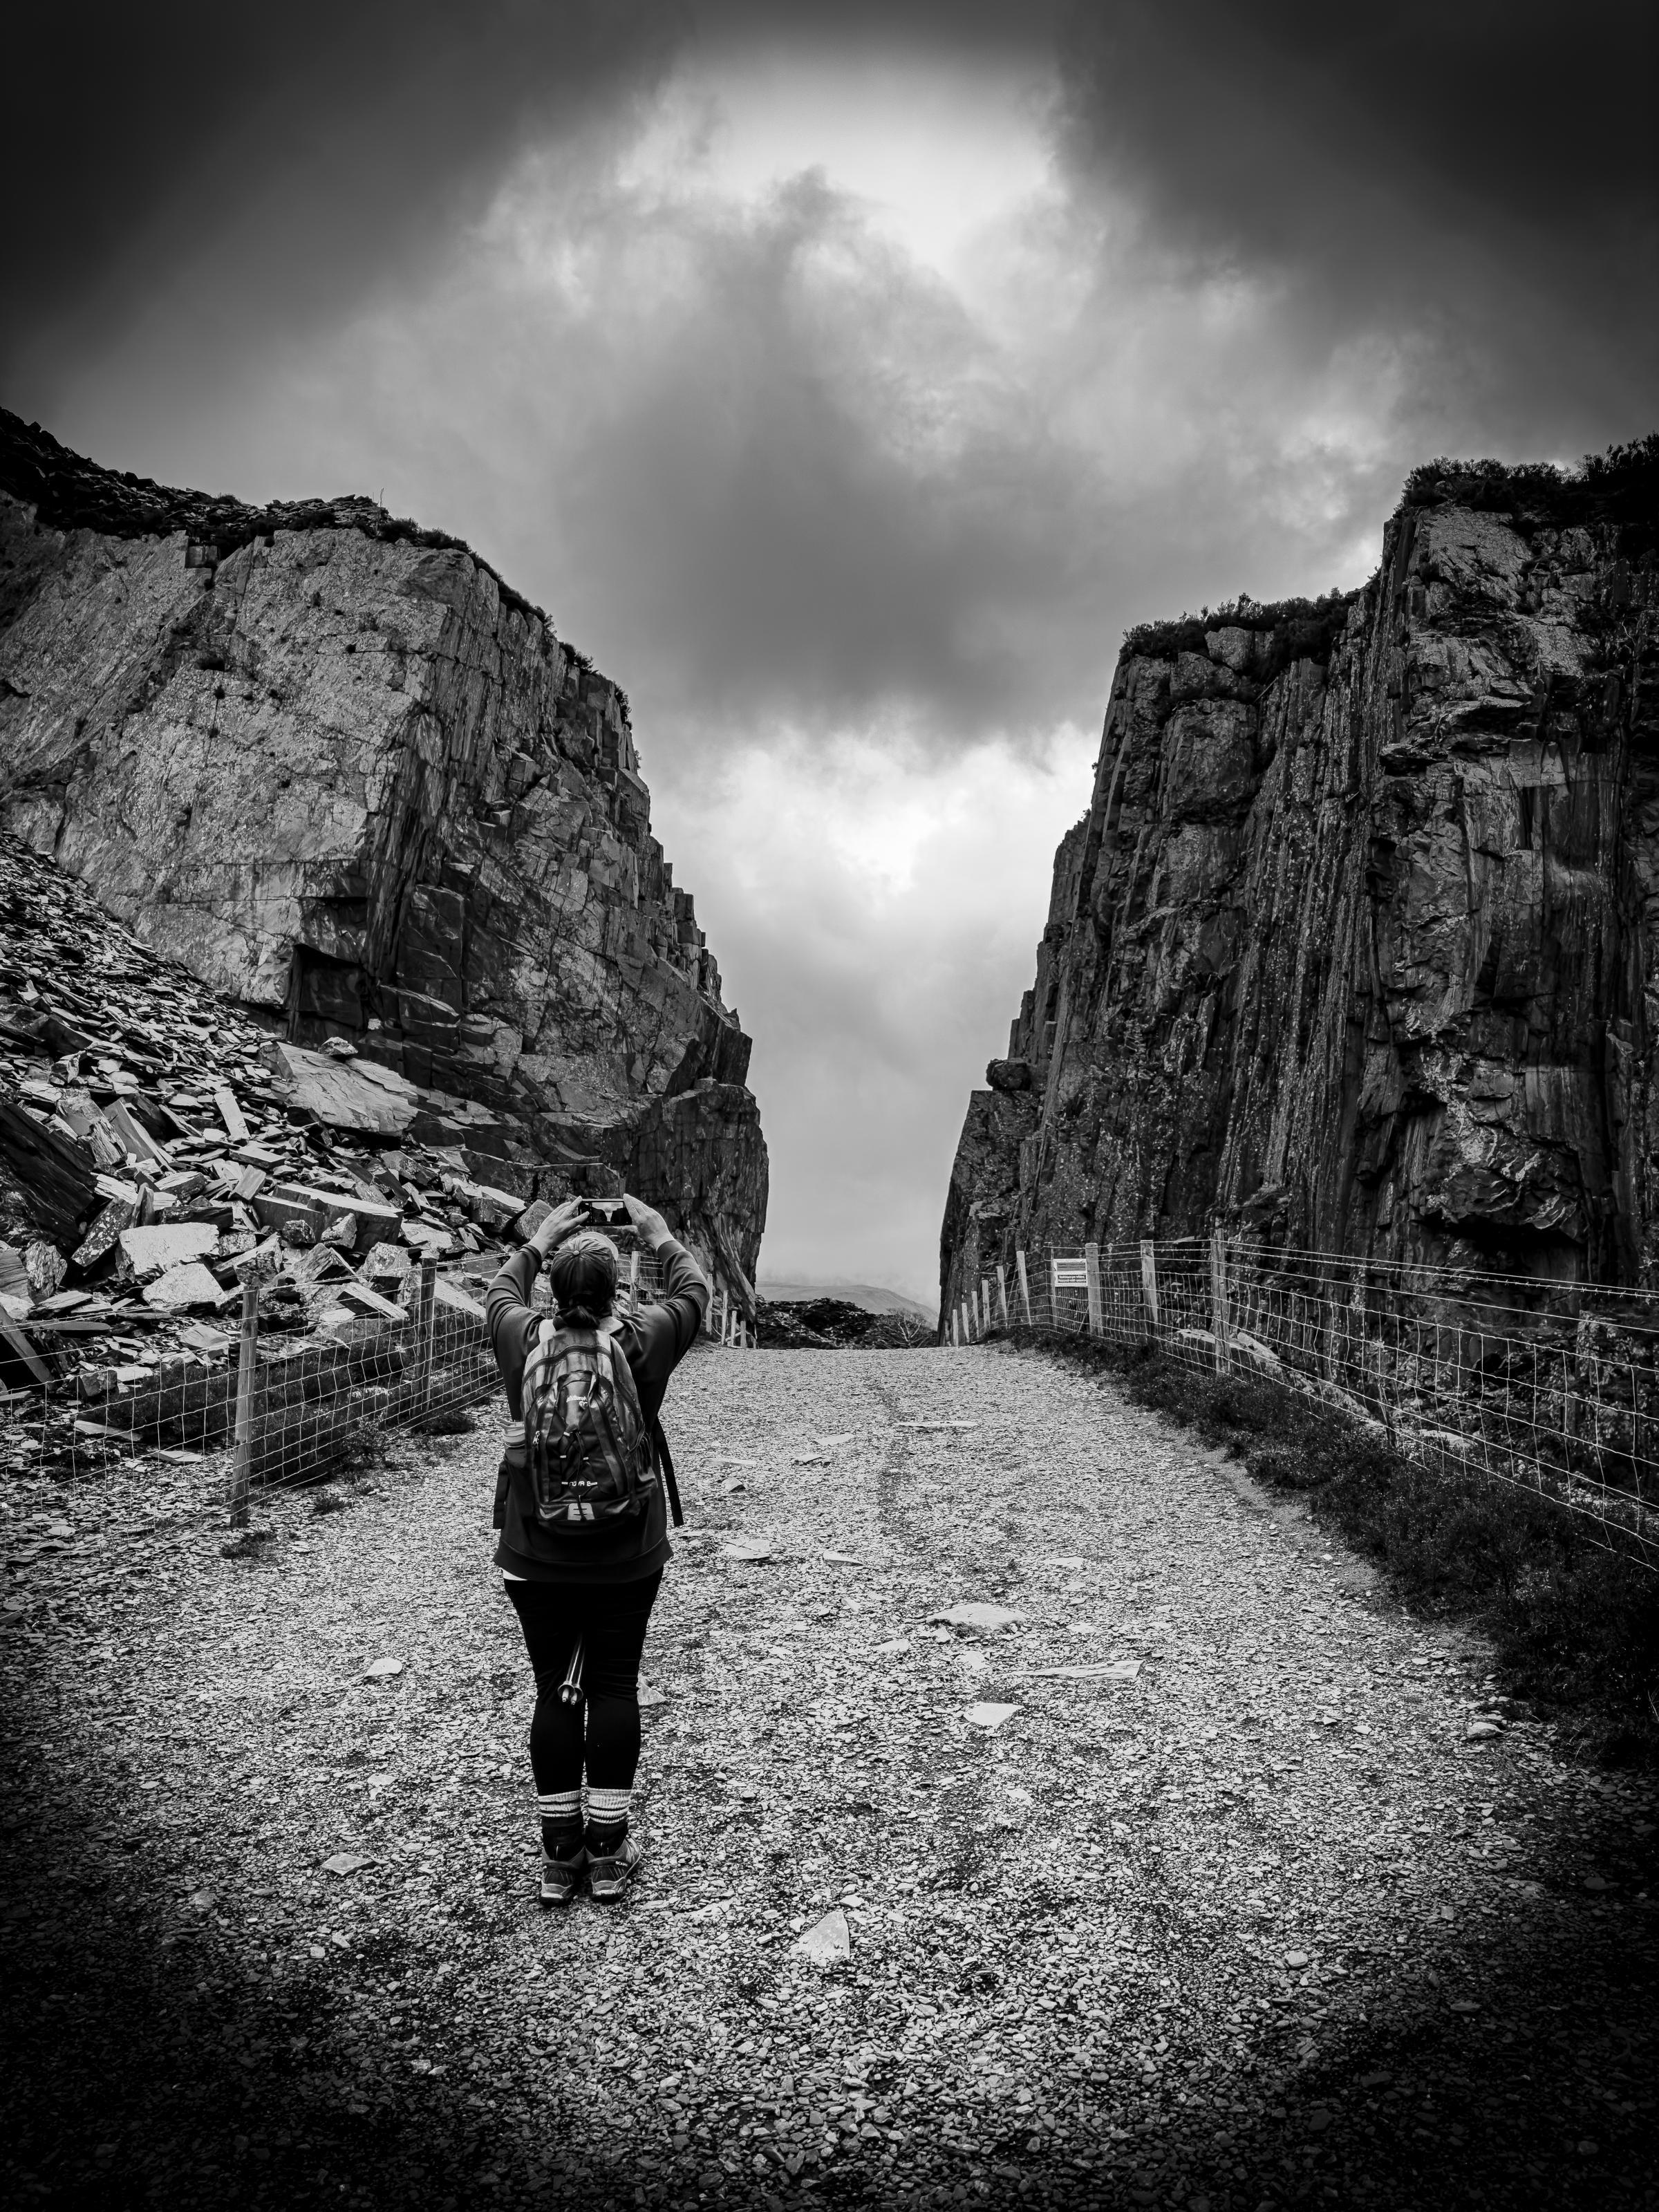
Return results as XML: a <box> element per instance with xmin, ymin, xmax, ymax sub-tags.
<box><xmin>942</xmin><ymin>448</ymin><xmax>1659</xmax><ymax>1322</ymax></box>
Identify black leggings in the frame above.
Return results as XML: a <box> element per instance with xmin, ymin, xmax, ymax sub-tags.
<box><xmin>505</xmin><ymin>1573</ymin><xmax>662</xmax><ymax>1794</ymax></box>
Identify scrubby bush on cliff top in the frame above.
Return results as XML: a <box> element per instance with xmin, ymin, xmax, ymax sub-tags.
<box><xmin>1121</xmin><ymin>434</ymin><xmax>1659</xmax><ymax>665</ymax></box>
<box><xmin>1122</xmin><ymin>588</ymin><xmax>1356</xmax><ymax>668</ymax></box>
<box><xmin>1403</xmin><ymin>431</ymin><xmax>1659</xmax><ymax>527</ymax></box>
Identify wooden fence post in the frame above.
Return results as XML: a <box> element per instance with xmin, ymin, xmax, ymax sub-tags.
<box><xmin>628</xmin><ymin>1249</ymin><xmax>641</xmax><ymax>1317</ymax></box>
<box><xmin>1140</xmin><ymin>1239</ymin><xmax>1159</xmax><ymax>1336</ymax></box>
<box><xmin>227</xmin><ymin>1275</ymin><xmax>259</xmax><ymax>1528</ymax></box>
<box><xmin>1015</xmin><ymin>1250</ymin><xmax>1031</xmax><ymax>1326</ymax></box>
<box><xmin>962</xmin><ymin>1299</ymin><xmax>972</xmax><ymax>1344</ymax></box>
<box><xmin>419</xmin><ymin>1254</ymin><xmax>439</xmax><ymax>1412</ymax></box>
<box><xmin>996</xmin><ymin>1264</ymin><xmax>1009</xmax><ymax>1328</ymax></box>
<box><xmin>1209</xmin><ymin>1226</ymin><xmax>1230</xmax><ymax>1372</ymax></box>
<box><xmin>1084</xmin><ymin>1241</ymin><xmax>1103</xmax><ymax>1335</ymax></box>
<box><xmin>981</xmin><ymin>1277</ymin><xmax>993</xmax><ymax>1333</ymax></box>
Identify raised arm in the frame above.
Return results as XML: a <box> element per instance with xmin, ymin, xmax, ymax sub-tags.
<box><xmin>625</xmin><ymin>1194</ymin><xmax>710</xmax><ymax>1372</ymax></box>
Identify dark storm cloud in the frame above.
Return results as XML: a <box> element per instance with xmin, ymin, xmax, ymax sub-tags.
<box><xmin>5</xmin><ymin>1</ymin><xmax>679</xmax><ymax>386</ymax></box>
<box><xmin>15</xmin><ymin>0</ymin><xmax>1649</xmax><ymax>759</ymax></box>
<box><xmin>17</xmin><ymin>0</ymin><xmax>1650</xmax><ymax>398</ymax></box>
<box><xmin>4</xmin><ymin>1</ymin><xmax>1050</xmax><ymax>386</ymax></box>
<box><xmin>1055</xmin><ymin>0</ymin><xmax>1659</xmax><ymax>431</ymax></box>
<box><xmin>494</xmin><ymin>174</ymin><xmax>1112</xmax><ymax>735</ymax></box>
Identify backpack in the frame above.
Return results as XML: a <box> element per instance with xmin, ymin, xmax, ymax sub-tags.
<box><xmin>522</xmin><ymin>1318</ymin><xmax>657</xmax><ymax>1530</ymax></box>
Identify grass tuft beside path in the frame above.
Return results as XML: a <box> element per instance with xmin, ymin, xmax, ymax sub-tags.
<box><xmin>1007</xmin><ymin>1326</ymin><xmax>1659</xmax><ymax>1768</ymax></box>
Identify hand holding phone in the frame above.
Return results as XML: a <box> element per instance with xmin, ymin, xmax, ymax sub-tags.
<box><xmin>582</xmin><ymin>1197</ymin><xmax>632</xmax><ymax>1228</ymax></box>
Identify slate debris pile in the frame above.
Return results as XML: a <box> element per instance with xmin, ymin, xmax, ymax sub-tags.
<box><xmin>0</xmin><ymin>833</ymin><xmax>550</xmax><ymax>1473</ymax></box>
<box><xmin>755</xmin><ymin>1298</ymin><xmax>932</xmax><ymax>1351</ymax></box>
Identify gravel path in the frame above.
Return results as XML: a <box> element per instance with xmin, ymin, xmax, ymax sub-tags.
<box><xmin>3</xmin><ymin>1342</ymin><xmax>1656</xmax><ymax>2210</ymax></box>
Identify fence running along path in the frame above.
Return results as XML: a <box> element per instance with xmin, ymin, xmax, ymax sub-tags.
<box><xmin>62</xmin><ymin>1245</ymin><xmax>753</xmax><ymax>1527</ymax></box>
<box><xmin>948</xmin><ymin>1231</ymin><xmax>1659</xmax><ymax>1567</ymax></box>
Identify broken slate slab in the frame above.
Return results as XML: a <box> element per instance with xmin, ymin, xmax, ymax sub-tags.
<box><xmin>259</xmin><ymin>1040</ymin><xmax>420</xmax><ymax>1138</ymax></box>
<box><xmin>792</xmin><ymin>1908</ymin><xmax>850</xmax><ymax>1965</ymax></box>
<box><xmin>723</xmin><ymin>1535</ymin><xmax>776</xmax><ymax>1563</ymax></box>
<box><xmin>142</xmin><ymin>1262</ymin><xmax>227</xmax><ymax>1312</ymax></box>
<box><xmin>212</xmin><ymin>1084</ymin><xmax>250</xmax><ymax>1143</ymax></box>
<box><xmin>470</xmin><ymin>1182</ymin><xmax>525</xmax><ymax>1232</ymax></box>
<box><xmin>929</xmin><ymin>1602</ymin><xmax>1022</xmax><ymax>1637</ymax></box>
<box><xmin>964</xmin><ymin>1702</ymin><xmax>1020</xmax><ymax>1730</ymax></box>
<box><xmin>337</xmin><ymin>1280</ymin><xmax>406</xmax><ymax>1321</ymax></box>
<box><xmin>120</xmin><ymin>1222</ymin><xmax>219</xmax><ymax>1282</ymax></box>
<box><xmin>433</xmin><ymin>1275</ymin><xmax>485</xmax><ymax>1322</ymax></box>
<box><xmin>401</xmin><ymin>1220</ymin><xmax>455</xmax><ymax>1257</ymax></box>
<box><xmin>254</xmin><ymin>1183</ymin><xmax>401</xmax><ymax>1255</ymax></box>
<box><xmin>104</xmin><ymin>1098</ymin><xmax>170</xmax><ymax>1166</ymax></box>
<box><xmin>178</xmin><ymin>1322</ymin><xmax>231</xmax><ymax>1355</ymax></box>
<box><xmin>71</xmin><ymin>1194</ymin><xmax>137</xmax><ymax>1271</ymax></box>
<box><xmin>229</xmin><ymin>1236</ymin><xmax>283</xmax><ymax>1284</ymax></box>
<box><xmin>360</xmin><ymin>1241</ymin><xmax>413</xmax><ymax>1286</ymax></box>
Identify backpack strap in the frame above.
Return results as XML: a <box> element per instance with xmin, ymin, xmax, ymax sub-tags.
<box><xmin>587</xmin><ymin>1316</ymin><xmax>684</xmax><ymax>1529</ymax></box>
<box><xmin>652</xmin><ymin>1416</ymin><xmax>684</xmax><ymax>1528</ymax></box>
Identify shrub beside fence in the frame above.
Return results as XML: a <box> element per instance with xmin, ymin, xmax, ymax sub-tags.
<box><xmin>948</xmin><ymin>1230</ymin><xmax>1659</xmax><ymax>1567</ymax></box>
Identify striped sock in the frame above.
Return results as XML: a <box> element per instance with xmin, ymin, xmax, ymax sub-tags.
<box><xmin>585</xmin><ymin>1784</ymin><xmax>631</xmax><ymax>1848</ymax></box>
<box><xmin>538</xmin><ymin>1788</ymin><xmax>583</xmax><ymax>1857</ymax></box>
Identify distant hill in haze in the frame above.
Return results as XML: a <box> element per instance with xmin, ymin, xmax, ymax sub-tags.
<box><xmin>758</xmin><ymin>1278</ymin><xmax>935</xmax><ymax>1319</ymax></box>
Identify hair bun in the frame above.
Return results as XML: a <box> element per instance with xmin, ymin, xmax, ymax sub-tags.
<box><xmin>547</xmin><ymin>1232</ymin><xmax>619</xmax><ymax>1325</ymax></box>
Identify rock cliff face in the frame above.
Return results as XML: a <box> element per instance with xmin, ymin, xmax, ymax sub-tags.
<box><xmin>0</xmin><ymin>411</ymin><xmax>766</xmax><ymax>1296</ymax></box>
<box><xmin>942</xmin><ymin>444</ymin><xmax>1659</xmax><ymax>1320</ymax></box>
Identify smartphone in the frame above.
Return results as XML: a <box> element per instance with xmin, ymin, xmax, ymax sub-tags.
<box><xmin>582</xmin><ymin>1198</ymin><xmax>631</xmax><ymax>1228</ymax></box>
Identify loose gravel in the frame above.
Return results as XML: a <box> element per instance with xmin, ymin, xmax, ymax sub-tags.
<box><xmin>3</xmin><ymin>1342</ymin><xmax>1656</xmax><ymax>2210</ymax></box>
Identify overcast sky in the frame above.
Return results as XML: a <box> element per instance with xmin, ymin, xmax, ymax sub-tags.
<box><xmin>8</xmin><ymin>2</ymin><xmax>1655</xmax><ymax>1304</ymax></box>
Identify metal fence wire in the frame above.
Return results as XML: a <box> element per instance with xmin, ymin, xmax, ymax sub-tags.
<box><xmin>63</xmin><ymin>1241</ymin><xmax>751</xmax><ymax>1524</ymax></box>
<box><xmin>947</xmin><ymin>1233</ymin><xmax>1659</xmax><ymax>1568</ymax></box>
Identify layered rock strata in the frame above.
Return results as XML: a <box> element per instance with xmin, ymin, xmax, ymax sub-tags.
<box><xmin>942</xmin><ymin>445</ymin><xmax>1659</xmax><ymax>1320</ymax></box>
<box><xmin>0</xmin><ymin>411</ymin><xmax>766</xmax><ymax>1296</ymax></box>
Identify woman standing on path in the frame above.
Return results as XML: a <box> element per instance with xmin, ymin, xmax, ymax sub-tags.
<box><xmin>486</xmin><ymin>1194</ymin><xmax>709</xmax><ymax>1904</ymax></box>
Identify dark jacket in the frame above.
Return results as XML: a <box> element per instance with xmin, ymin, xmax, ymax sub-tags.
<box><xmin>485</xmin><ymin>1235</ymin><xmax>709</xmax><ymax>1582</ymax></box>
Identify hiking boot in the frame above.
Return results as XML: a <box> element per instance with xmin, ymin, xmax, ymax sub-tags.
<box><xmin>587</xmin><ymin>1832</ymin><xmax>644</xmax><ymax>1902</ymax></box>
<box><xmin>538</xmin><ymin>1843</ymin><xmax>586</xmax><ymax>1907</ymax></box>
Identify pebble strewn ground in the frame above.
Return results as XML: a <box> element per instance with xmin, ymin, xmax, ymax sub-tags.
<box><xmin>3</xmin><ymin>1343</ymin><xmax>1656</xmax><ymax>2210</ymax></box>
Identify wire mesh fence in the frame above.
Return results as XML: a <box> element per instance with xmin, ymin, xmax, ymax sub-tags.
<box><xmin>946</xmin><ymin>1233</ymin><xmax>1659</xmax><ymax>1568</ymax></box>
<box><xmin>61</xmin><ymin>1237</ymin><xmax>753</xmax><ymax>1526</ymax></box>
